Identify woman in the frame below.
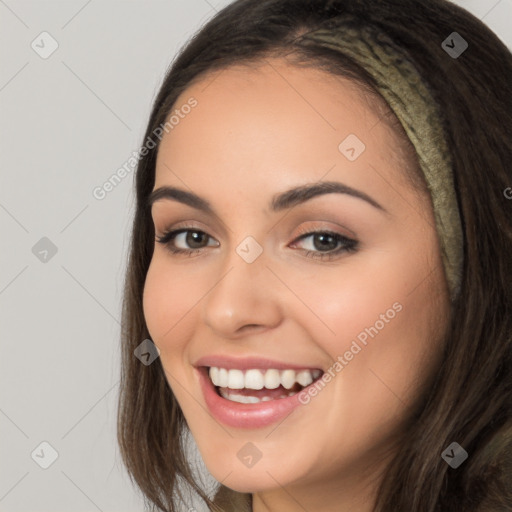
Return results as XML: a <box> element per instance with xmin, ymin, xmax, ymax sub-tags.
<box><xmin>117</xmin><ymin>0</ymin><xmax>512</xmax><ymax>510</ymax></box>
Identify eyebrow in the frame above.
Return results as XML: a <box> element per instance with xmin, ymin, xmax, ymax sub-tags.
<box><xmin>147</xmin><ymin>181</ymin><xmax>387</xmax><ymax>214</ymax></box>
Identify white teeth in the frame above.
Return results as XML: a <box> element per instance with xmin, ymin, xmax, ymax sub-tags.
<box><xmin>227</xmin><ymin>369</ymin><xmax>245</xmax><ymax>389</ymax></box>
<box><xmin>244</xmin><ymin>369</ymin><xmax>265</xmax><ymax>390</ymax></box>
<box><xmin>225</xmin><ymin>393</ymin><xmax>260</xmax><ymax>404</ymax></box>
<box><xmin>295</xmin><ymin>370</ymin><xmax>313</xmax><ymax>387</ymax></box>
<box><xmin>280</xmin><ymin>369</ymin><xmax>296</xmax><ymax>389</ymax></box>
<box><xmin>218</xmin><ymin>389</ymin><xmax>261</xmax><ymax>403</ymax></box>
<box><xmin>218</xmin><ymin>368</ymin><xmax>229</xmax><ymax>387</ymax></box>
<box><xmin>209</xmin><ymin>366</ymin><xmax>322</xmax><ymax>390</ymax></box>
<box><xmin>209</xmin><ymin>366</ymin><xmax>219</xmax><ymax>384</ymax></box>
<box><xmin>219</xmin><ymin>388</ymin><xmax>299</xmax><ymax>403</ymax></box>
<box><xmin>264</xmin><ymin>369</ymin><xmax>281</xmax><ymax>389</ymax></box>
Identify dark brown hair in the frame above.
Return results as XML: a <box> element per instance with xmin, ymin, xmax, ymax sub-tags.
<box><xmin>117</xmin><ymin>1</ymin><xmax>512</xmax><ymax>510</ymax></box>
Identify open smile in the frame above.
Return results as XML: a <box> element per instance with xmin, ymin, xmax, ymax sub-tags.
<box><xmin>195</xmin><ymin>358</ymin><xmax>325</xmax><ymax>428</ymax></box>
<box><xmin>209</xmin><ymin>367</ymin><xmax>323</xmax><ymax>403</ymax></box>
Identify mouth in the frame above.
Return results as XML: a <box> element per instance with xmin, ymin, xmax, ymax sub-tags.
<box><xmin>207</xmin><ymin>366</ymin><xmax>324</xmax><ymax>404</ymax></box>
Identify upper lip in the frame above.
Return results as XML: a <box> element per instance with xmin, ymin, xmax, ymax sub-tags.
<box><xmin>194</xmin><ymin>355</ymin><xmax>323</xmax><ymax>372</ymax></box>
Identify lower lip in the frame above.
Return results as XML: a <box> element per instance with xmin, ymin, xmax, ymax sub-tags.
<box><xmin>197</xmin><ymin>367</ymin><xmax>307</xmax><ymax>429</ymax></box>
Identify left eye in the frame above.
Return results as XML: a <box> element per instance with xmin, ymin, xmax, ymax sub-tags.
<box><xmin>293</xmin><ymin>231</ymin><xmax>352</xmax><ymax>252</ymax></box>
<box><xmin>156</xmin><ymin>228</ymin><xmax>358</xmax><ymax>260</ymax></box>
<box><xmin>290</xmin><ymin>231</ymin><xmax>358</xmax><ymax>260</ymax></box>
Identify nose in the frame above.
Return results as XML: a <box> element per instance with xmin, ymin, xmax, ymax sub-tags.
<box><xmin>201</xmin><ymin>247</ymin><xmax>283</xmax><ymax>338</ymax></box>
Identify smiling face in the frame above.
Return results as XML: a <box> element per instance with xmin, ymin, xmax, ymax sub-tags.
<box><xmin>142</xmin><ymin>58</ymin><xmax>451</xmax><ymax>510</ymax></box>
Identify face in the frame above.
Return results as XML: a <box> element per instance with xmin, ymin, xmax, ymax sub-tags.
<box><xmin>143</xmin><ymin>58</ymin><xmax>450</xmax><ymax>506</ymax></box>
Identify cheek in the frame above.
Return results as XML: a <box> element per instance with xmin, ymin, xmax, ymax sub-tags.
<box><xmin>142</xmin><ymin>258</ymin><xmax>194</xmax><ymax>352</ymax></box>
<box><xmin>284</xmin><ymin>253</ymin><xmax>419</xmax><ymax>357</ymax></box>
<box><xmin>142</xmin><ymin>258</ymin><xmax>202</xmax><ymax>404</ymax></box>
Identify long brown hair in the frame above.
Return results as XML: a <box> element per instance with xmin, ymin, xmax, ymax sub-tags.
<box><xmin>117</xmin><ymin>1</ymin><xmax>512</xmax><ymax>510</ymax></box>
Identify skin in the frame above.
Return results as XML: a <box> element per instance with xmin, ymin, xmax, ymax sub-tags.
<box><xmin>143</xmin><ymin>57</ymin><xmax>451</xmax><ymax>512</ymax></box>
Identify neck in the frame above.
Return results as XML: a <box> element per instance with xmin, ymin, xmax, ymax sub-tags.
<box><xmin>251</xmin><ymin>457</ymin><xmax>388</xmax><ymax>512</ymax></box>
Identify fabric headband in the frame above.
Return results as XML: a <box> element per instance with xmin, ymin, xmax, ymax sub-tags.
<box><xmin>299</xmin><ymin>19</ymin><xmax>464</xmax><ymax>299</ymax></box>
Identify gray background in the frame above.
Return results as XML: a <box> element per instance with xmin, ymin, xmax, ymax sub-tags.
<box><xmin>0</xmin><ymin>1</ymin><xmax>510</xmax><ymax>510</ymax></box>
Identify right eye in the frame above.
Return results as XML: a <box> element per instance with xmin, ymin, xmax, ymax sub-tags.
<box><xmin>156</xmin><ymin>228</ymin><xmax>220</xmax><ymax>256</ymax></box>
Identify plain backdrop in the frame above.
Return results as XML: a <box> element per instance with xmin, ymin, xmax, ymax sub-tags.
<box><xmin>1</xmin><ymin>1</ymin><xmax>510</xmax><ymax>510</ymax></box>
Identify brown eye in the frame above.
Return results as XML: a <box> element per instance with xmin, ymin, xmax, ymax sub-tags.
<box><xmin>156</xmin><ymin>228</ymin><xmax>220</xmax><ymax>255</ymax></box>
<box><xmin>291</xmin><ymin>230</ymin><xmax>358</xmax><ymax>261</ymax></box>
<box><xmin>310</xmin><ymin>233</ymin><xmax>339</xmax><ymax>251</ymax></box>
<box><xmin>184</xmin><ymin>230</ymin><xmax>209</xmax><ymax>248</ymax></box>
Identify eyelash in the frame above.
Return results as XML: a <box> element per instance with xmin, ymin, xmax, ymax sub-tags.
<box><xmin>155</xmin><ymin>226</ymin><xmax>358</xmax><ymax>261</ymax></box>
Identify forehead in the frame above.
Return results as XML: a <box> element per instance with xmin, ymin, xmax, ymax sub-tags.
<box><xmin>154</xmin><ymin>58</ymin><xmax>413</xmax><ymax>207</ymax></box>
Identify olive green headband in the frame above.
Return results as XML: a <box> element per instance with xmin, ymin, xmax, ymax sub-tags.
<box><xmin>300</xmin><ymin>20</ymin><xmax>464</xmax><ymax>299</ymax></box>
